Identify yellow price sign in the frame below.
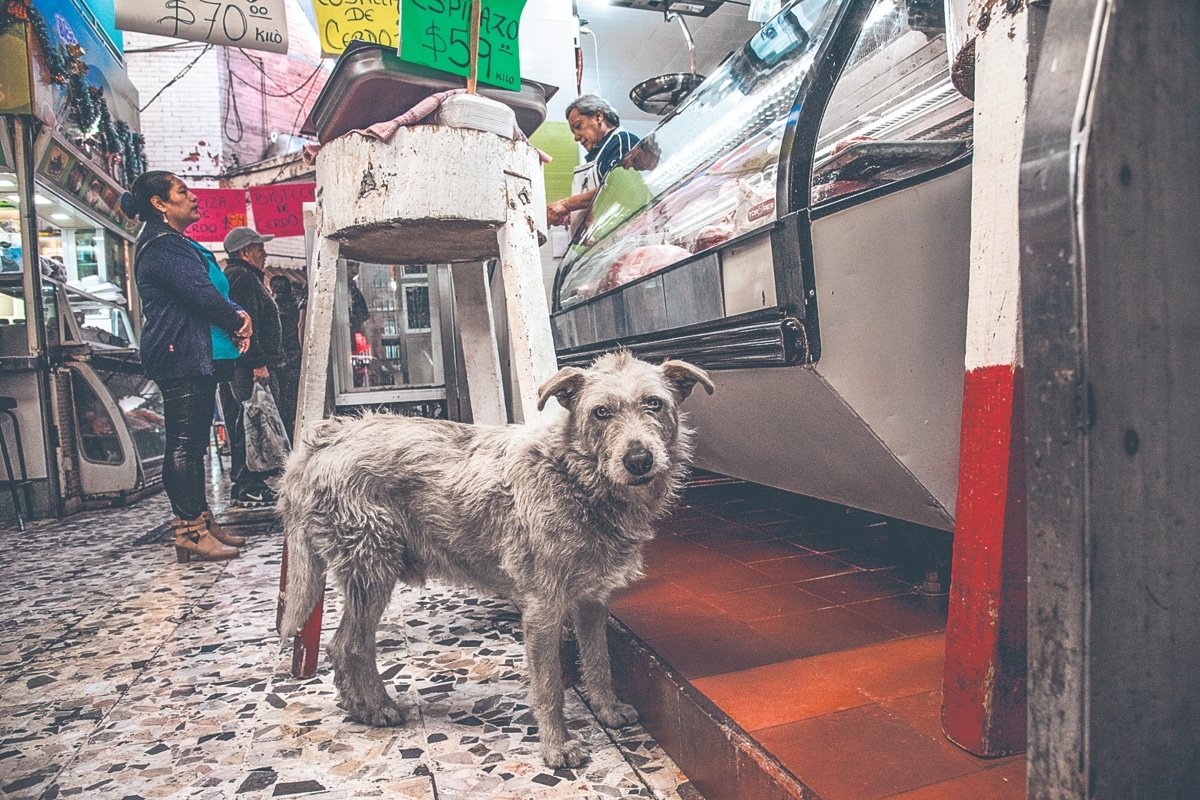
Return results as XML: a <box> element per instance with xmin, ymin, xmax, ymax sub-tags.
<box><xmin>313</xmin><ymin>0</ymin><xmax>400</xmax><ymax>57</ymax></box>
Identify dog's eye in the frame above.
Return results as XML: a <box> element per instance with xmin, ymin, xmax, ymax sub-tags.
<box><xmin>644</xmin><ymin>398</ymin><xmax>663</xmax><ymax>412</ymax></box>
<box><xmin>592</xmin><ymin>406</ymin><xmax>611</xmax><ymax>420</ymax></box>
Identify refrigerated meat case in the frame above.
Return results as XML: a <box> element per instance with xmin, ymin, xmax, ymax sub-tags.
<box><xmin>550</xmin><ymin>0</ymin><xmax>975</xmax><ymax>529</ymax></box>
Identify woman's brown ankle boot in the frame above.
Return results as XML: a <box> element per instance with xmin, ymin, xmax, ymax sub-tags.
<box><xmin>173</xmin><ymin>515</ymin><xmax>239</xmax><ymax>563</ymax></box>
<box><xmin>201</xmin><ymin>509</ymin><xmax>246</xmax><ymax>547</ymax></box>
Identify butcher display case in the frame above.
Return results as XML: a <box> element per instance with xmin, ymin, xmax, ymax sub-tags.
<box><xmin>551</xmin><ymin>0</ymin><xmax>972</xmax><ymax>370</ymax></box>
<box><xmin>550</xmin><ymin>0</ymin><xmax>975</xmax><ymax>531</ymax></box>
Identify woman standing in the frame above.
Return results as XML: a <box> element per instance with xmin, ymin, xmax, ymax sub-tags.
<box><xmin>123</xmin><ymin>171</ymin><xmax>251</xmax><ymax>562</ymax></box>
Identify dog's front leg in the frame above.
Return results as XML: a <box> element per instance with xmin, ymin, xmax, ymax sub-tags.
<box><xmin>572</xmin><ymin>600</ymin><xmax>639</xmax><ymax>728</ymax></box>
<box><xmin>523</xmin><ymin>602</ymin><xmax>587</xmax><ymax>768</ymax></box>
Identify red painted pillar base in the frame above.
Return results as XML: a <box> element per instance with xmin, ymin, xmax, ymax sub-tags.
<box><xmin>942</xmin><ymin>365</ymin><xmax>1027</xmax><ymax>756</ymax></box>
<box><xmin>278</xmin><ymin>538</ymin><xmax>325</xmax><ymax>678</ymax></box>
<box><xmin>292</xmin><ymin>593</ymin><xmax>324</xmax><ymax>678</ymax></box>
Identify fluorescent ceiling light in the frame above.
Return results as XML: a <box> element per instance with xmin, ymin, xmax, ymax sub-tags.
<box><xmin>34</xmin><ymin>194</ymin><xmax>51</xmax><ymax>205</ymax></box>
<box><xmin>51</xmin><ymin>213</ymin><xmax>71</xmax><ymax>221</ymax></box>
<box><xmin>0</xmin><ymin>178</ymin><xmax>15</xmax><ymax>188</ymax></box>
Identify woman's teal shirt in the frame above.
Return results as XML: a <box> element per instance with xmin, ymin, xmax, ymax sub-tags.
<box><xmin>189</xmin><ymin>240</ymin><xmax>240</xmax><ymax>362</ymax></box>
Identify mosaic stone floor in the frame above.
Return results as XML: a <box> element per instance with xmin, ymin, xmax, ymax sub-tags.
<box><xmin>0</xmin><ymin>463</ymin><xmax>699</xmax><ymax>800</ymax></box>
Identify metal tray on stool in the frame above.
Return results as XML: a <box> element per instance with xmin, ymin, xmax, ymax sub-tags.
<box><xmin>301</xmin><ymin>41</ymin><xmax>558</xmax><ymax>143</ymax></box>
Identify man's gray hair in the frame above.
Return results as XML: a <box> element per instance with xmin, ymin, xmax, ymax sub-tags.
<box><xmin>566</xmin><ymin>94</ymin><xmax>620</xmax><ymax>127</ymax></box>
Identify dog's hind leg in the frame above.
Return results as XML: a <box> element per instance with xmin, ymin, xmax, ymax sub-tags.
<box><xmin>571</xmin><ymin>600</ymin><xmax>639</xmax><ymax>729</ymax></box>
<box><xmin>328</xmin><ymin>571</ymin><xmax>405</xmax><ymax>727</ymax></box>
<box><xmin>522</xmin><ymin>602</ymin><xmax>587</xmax><ymax>768</ymax></box>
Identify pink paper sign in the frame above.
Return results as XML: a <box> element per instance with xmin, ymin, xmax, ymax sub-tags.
<box><xmin>186</xmin><ymin>189</ymin><xmax>248</xmax><ymax>243</ymax></box>
<box><xmin>249</xmin><ymin>183</ymin><xmax>316</xmax><ymax>238</ymax></box>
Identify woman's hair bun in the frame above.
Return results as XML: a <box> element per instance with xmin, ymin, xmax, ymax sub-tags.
<box><xmin>119</xmin><ymin>192</ymin><xmax>135</xmax><ymax>216</ymax></box>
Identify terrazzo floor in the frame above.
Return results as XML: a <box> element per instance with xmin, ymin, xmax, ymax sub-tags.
<box><xmin>0</xmin><ymin>462</ymin><xmax>699</xmax><ymax>800</ymax></box>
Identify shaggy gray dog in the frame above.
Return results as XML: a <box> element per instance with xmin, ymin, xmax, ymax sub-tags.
<box><xmin>277</xmin><ymin>351</ymin><xmax>713</xmax><ymax>768</ymax></box>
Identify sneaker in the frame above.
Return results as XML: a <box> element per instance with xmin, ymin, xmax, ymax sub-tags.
<box><xmin>232</xmin><ymin>485</ymin><xmax>277</xmax><ymax>508</ymax></box>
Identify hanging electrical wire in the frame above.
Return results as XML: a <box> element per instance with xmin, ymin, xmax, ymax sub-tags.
<box><xmin>231</xmin><ymin>48</ymin><xmax>328</xmax><ymax>101</ymax></box>
<box><xmin>139</xmin><ymin>43</ymin><xmax>213</xmax><ymax>112</ymax></box>
<box><xmin>223</xmin><ymin>49</ymin><xmax>245</xmax><ymax>144</ymax></box>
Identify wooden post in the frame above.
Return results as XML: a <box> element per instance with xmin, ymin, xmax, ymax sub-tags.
<box><xmin>281</xmin><ymin>233</ymin><xmax>340</xmax><ymax>678</ymax></box>
<box><xmin>497</xmin><ymin>173</ymin><xmax>559</xmax><ymax>423</ymax></box>
<box><xmin>450</xmin><ymin>261</ymin><xmax>508</xmax><ymax>425</ymax></box>
<box><xmin>466</xmin><ymin>0</ymin><xmax>482</xmax><ymax>95</ymax></box>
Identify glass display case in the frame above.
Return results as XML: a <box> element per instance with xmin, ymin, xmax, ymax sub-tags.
<box><xmin>551</xmin><ymin>0</ymin><xmax>972</xmax><ymax>370</ymax></box>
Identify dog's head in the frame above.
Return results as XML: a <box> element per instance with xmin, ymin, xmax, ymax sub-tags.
<box><xmin>538</xmin><ymin>352</ymin><xmax>714</xmax><ymax>490</ymax></box>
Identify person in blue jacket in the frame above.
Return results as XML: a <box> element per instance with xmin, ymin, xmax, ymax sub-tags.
<box><xmin>124</xmin><ymin>171</ymin><xmax>252</xmax><ymax>563</ymax></box>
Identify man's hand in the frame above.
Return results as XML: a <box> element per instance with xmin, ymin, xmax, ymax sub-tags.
<box><xmin>546</xmin><ymin>200</ymin><xmax>570</xmax><ymax>228</ymax></box>
<box><xmin>235</xmin><ymin>336</ymin><xmax>251</xmax><ymax>355</ymax></box>
<box><xmin>235</xmin><ymin>310</ymin><xmax>253</xmax><ymax>340</ymax></box>
<box><xmin>253</xmin><ymin>365</ymin><xmax>269</xmax><ymax>383</ymax></box>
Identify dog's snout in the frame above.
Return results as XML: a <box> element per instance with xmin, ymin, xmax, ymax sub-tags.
<box><xmin>623</xmin><ymin>447</ymin><xmax>654</xmax><ymax>477</ymax></box>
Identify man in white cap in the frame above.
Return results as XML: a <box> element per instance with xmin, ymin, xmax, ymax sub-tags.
<box><xmin>219</xmin><ymin>226</ymin><xmax>284</xmax><ymax>507</ymax></box>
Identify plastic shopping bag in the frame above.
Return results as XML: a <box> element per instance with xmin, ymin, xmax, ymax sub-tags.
<box><xmin>243</xmin><ymin>381</ymin><xmax>290</xmax><ymax>472</ymax></box>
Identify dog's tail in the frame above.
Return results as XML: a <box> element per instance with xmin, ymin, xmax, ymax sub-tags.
<box><xmin>276</xmin><ymin>443</ymin><xmax>328</xmax><ymax>639</ymax></box>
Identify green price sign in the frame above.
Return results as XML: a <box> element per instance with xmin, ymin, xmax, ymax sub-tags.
<box><xmin>400</xmin><ymin>0</ymin><xmax>528</xmax><ymax>91</ymax></box>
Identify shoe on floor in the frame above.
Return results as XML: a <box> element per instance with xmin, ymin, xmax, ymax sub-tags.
<box><xmin>232</xmin><ymin>485</ymin><xmax>277</xmax><ymax>508</ymax></box>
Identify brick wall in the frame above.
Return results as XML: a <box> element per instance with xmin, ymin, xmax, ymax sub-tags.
<box><xmin>124</xmin><ymin>0</ymin><xmax>328</xmax><ymax>185</ymax></box>
<box><xmin>125</xmin><ymin>32</ymin><xmax>225</xmax><ymax>186</ymax></box>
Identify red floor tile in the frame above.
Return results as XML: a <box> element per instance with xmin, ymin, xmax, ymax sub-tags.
<box><xmin>748</xmin><ymin>605</ymin><xmax>898</xmax><ymax>660</ymax></box>
<box><xmin>797</xmin><ymin>570</ymin><xmax>913</xmax><ymax>604</ymax></box>
<box><xmin>614</xmin><ymin>598</ymin><xmax>733</xmax><ymax>640</ymax></box>
<box><xmin>610</xmin><ymin>574</ymin><xmax>697</xmax><ymax>610</ymax></box>
<box><xmin>701</xmin><ymin>537</ymin><xmax>811</xmax><ymax>563</ymax></box>
<box><xmin>639</xmin><ymin>618</ymin><xmax>792</xmax><ymax>679</ymax></box>
<box><xmin>747</xmin><ymin>553</ymin><xmax>860</xmax><ymax>583</ymax></box>
<box><xmin>691</xmin><ymin>635</ymin><xmax>946</xmax><ymax>732</ymax></box>
<box><xmin>703</xmin><ymin>583</ymin><xmax>829</xmax><ymax>621</ymax></box>
<box><xmin>755</xmin><ymin>703</ymin><xmax>979</xmax><ymax>800</ymax></box>
<box><xmin>881</xmin><ymin>758</ymin><xmax>1026</xmax><ymax>800</ymax></box>
<box><xmin>847</xmin><ymin>593</ymin><xmax>949</xmax><ymax>636</ymax></box>
<box><xmin>666</xmin><ymin>555</ymin><xmax>781</xmax><ymax>596</ymax></box>
<box><xmin>642</xmin><ymin>535</ymin><xmax>722</xmax><ymax>578</ymax></box>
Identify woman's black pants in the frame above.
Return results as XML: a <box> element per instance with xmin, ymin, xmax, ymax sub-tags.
<box><xmin>158</xmin><ymin>375</ymin><xmax>216</xmax><ymax>521</ymax></box>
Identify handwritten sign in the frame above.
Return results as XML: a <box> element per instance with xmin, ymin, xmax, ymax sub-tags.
<box><xmin>400</xmin><ymin>0</ymin><xmax>528</xmax><ymax>91</ymax></box>
<box><xmin>249</xmin><ymin>183</ymin><xmax>315</xmax><ymax>238</ymax></box>
<box><xmin>186</xmin><ymin>189</ymin><xmax>248</xmax><ymax>243</ymax></box>
<box><xmin>116</xmin><ymin>0</ymin><xmax>290</xmax><ymax>55</ymax></box>
<box><xmin>313</xmin><ymin>0</ymin><xmax>399</xmax><ymax>57</ymax></box>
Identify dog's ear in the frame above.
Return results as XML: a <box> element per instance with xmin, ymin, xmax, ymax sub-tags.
<box><xmin>538</xmin><ymin>366</ymin><xmax>588</xmax><ymax>411</ymax></box>
<box><xmin>660</xmin><ymin>360</ymin><xmax>715</xmax><ymax>401</ymax></box>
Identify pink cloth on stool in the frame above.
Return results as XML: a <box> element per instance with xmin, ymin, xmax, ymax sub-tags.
<box><xmin>302</xmin><ymin>89</ymin><xmax>551</xmax><ymax>165</ymax></box>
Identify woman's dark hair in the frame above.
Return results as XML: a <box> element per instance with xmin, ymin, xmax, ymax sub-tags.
<box><xmin>270</xmin><ymin>275</ymin><xmax>294</xmax><ymax>299</ymax></box>
<box><xmin>120</xmin><ymin>170</ymin><xmax>178</xmax><ymax>222</ymax></box>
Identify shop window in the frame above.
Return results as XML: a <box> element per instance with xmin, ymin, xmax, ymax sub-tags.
<box><xmin>404</xmin><ymin>285</ymin><xmax>431</xmax><ymax>332</ymax></box>
<box><xmin>811</xmin><ymin>0</ymin><xmax>973</xmax><ymax>205</ymax></box>
<box><xmin>65</xmin><ymin>284</ymin><xmax>134</xmax><ymax>348</ymax></box>
<box><xmin>340</xmin><ymin>261</ymin><xmax>444</xmax><ymax>391</ymax></box>
<box><xmin>71</xmin><ymin>371</ymin><xmax>124</xmax><ymax>465</ymax></box>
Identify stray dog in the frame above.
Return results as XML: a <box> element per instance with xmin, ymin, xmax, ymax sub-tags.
<box><xmin>277</xmin><ymin>351</ymin><xmax>714</xmax><ymax>767</ymax></box>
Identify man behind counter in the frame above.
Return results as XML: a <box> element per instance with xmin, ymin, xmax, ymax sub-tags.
<box><xmin>546</xmin><ymin>95</ymin><xmax>640</xmax><ymax>229</ymax></box>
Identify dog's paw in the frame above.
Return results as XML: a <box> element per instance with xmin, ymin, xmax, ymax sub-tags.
<box><xmin>594</xmin><ymin>700</ymin><xmax>639</xmax><ymax>729</ymax></box>
<box><xmin>342</xmin><ymin>698</ymin><xmax>407</xmax><ymax>727</ymax></box>
<box><xmin>541</xmin><ymin>739</ymin><xmax>588</xmax><ymax>769</ymax></box>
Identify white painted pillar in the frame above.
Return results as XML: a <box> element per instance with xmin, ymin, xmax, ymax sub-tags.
<box><xmin>942</xmin><ymin>0</ymin><xmax>1043</xmax><ymax>757</ymax></box>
